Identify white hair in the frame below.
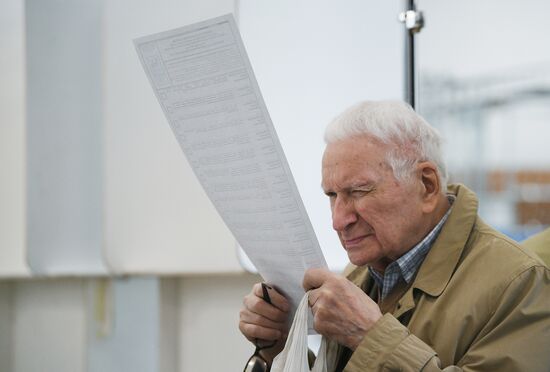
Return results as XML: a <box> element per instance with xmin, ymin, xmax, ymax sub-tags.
<box><xmin>324</xmin><ymin>100</ymin><xmax>448</xmax><ymax>190</ymax></box>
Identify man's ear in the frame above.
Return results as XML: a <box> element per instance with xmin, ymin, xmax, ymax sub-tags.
<box><xmin>417</xmin><ymin>161</ymin><xmax>441</xmax><ymax>214</ymax></box>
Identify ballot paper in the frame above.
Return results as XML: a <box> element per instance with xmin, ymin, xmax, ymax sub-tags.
<box><xmin>134</xmin><ymin>14</ymin><xmax>327</xmax><ymax>313</ymax></box>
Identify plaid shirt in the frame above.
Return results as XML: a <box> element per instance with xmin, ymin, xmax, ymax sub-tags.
<box><xmin>370</xmin><ymin>195</ymin><xmax>455</xmax><ymax>300</ymax></box>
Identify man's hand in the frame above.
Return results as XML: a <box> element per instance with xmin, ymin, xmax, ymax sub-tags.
<box><xmin>303</xmin><ymin>268</ymin><xmax>382</xmax><ymax>350</ymax></box>
<box><xmin>239</xmin><ymin>283</ymin><xmax>290</xmax><ymax>363</ymax></box>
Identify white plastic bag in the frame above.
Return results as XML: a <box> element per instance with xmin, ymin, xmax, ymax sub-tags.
<box><xmin>271</xmin><ymin>291</ymin><xmax>336</xmax><ymax>372</ymax></box>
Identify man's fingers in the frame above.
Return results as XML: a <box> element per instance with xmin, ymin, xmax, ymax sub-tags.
<box><xmin>245</xmin><ymin>295</ymin><xmax>288</xmax><ymax>323</ymax></box>
<box><xmin>307</xmin><ymin>287</ymin><xmax>322</xmax><ymax>309</ymax></box>
<box><xmin>253</xmin><ymin>283</ymin><xmax>290</xmax><ymax>312</ymax></box>
<box><xmin>243</xmin><ymin>288</ymin><xmax>289</xmax><ymax>323</ymax></box>
<box><xmin>239</xmin><ymin>321</ymin><xmax>283</xmax><ymax>342</ymax></box>
<box><xmin>303</xmin><ymin>267</ymin><xmax>333</xmax><ymax>291</ymax></box>
<box><xmin>240</xmin><ymin>307</ymin><xmax>287</xmax><ymax>330</ymax></box>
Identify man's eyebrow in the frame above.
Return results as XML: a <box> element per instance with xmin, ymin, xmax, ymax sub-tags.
<box><xmin>320</xmin><ymin>181</ymin><xmax>375</xmax><ymax>194</ymax></box>
<box><xmin>349</xmin><ymin>181</ymin><xmax>375</xmax><ymax>189</ymax></box>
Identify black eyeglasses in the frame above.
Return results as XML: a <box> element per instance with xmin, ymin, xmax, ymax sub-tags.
<box><xmin>243</xmin><ymin>283</ymin><xmax>276</xmax><ymax>372</ymax></box>
<box><xmin>243</xmin><ymin>339</ymin><xmax>276</xmax><ymax>372</ymax></box>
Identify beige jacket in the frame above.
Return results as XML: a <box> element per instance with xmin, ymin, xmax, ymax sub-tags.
<box><xmin>523</xmin><ymin>227</ymin><xmax>550</xmax><ymax>267</ymax></box>
<box><xmin>333</xmin><ymin>184</ymin><xmax>550</xmax><ymax>371</ymax></box>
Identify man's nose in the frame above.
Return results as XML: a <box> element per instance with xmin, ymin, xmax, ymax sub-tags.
<box><xmin>332</xmin><ymin>196</ymin><xmax>357</xmax><ymax>232</ymax></box>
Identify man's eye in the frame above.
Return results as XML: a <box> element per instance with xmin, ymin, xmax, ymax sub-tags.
<box><xmin>351</xmin><ymin>190</ymin><xmax>368</xmax><ymax>197</ymax></box>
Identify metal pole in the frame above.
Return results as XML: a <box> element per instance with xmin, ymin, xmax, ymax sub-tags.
<box><xmin>399</xmin><ymin>0</ymin><xmax>424</xmax><ymax>109</ymax></box>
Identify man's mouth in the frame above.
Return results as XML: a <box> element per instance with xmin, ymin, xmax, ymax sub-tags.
<box><xmin>343</xmin><ymin>234</ymin><xmax>369</xmax><ymax>247</ymax></box>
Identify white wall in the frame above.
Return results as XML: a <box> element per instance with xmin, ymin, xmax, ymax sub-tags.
<box><xmin>178</xmin><ymin>273</ymin><xmax>261</xmax><ymax>371</ymax></box>
<box><xmin>13</xmin><ymin>279</ymin><xmax>87</xmax><ymax>372</ymax></box>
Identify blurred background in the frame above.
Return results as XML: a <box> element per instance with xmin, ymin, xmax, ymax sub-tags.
<box><xmin>0</xmin><ymin>0</ymin><xmax>548</xmax><ymax>371</ymax></box>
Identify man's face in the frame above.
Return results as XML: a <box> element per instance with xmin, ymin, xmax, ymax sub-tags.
<box><xmin>321</xmin><ymin>135</ymin><xmax>426</xmax><ymax>272</ymax></box>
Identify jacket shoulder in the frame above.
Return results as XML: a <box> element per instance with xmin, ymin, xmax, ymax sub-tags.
<box><xmin>466</xmin><ymin>217</ymin><xmax>547</xmax><ymax>277</ymax></box>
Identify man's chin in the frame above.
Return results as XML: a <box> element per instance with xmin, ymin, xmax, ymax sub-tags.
<box><xmin>347</xmin><ymin>253</ymin><xmax>372</xmax><ymax>267</ymax></box>
<box><xmin>347</xmin><ymin>249</ymin><xmax>387</xmax><ymax>269</ymax></box>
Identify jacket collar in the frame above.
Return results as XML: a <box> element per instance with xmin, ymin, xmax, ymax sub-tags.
<box><xmin>393</xmin><ymin>184</ymin><xmax>478</xmax><ymax>318</ymax></box>
<box><xmin>411</xmin><ymin>183</ymin><xmax>478</xmax><ymax>297</ymax></box>
<box><xmin>346</xmin><ymin>184</ymin><xmax>479</xmax><ymax>317</ymax></box>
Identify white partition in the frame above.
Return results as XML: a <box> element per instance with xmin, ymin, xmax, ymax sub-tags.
<box><xmin>0</xmin><ymin>0</ymin><xmax>29</xmax><ymax>277</ymax></box>
<box><xmin>25</xmin><ymin>0</ymin><xmax>106</xmax><ymax>275</ymax></box>
<box><xmin>103</xmin><ymin>0</ymin><xmax>242</xmax><ymax>274</ymax></box>
<box><xmin>238</xmin><ymin>1</ymin><xmax>405</xmax><ymax>271</ymax></box>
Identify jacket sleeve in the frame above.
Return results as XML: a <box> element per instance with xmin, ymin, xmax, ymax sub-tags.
<box><xmin>343</xmin><ymin>266</ymin><xmax>550</xmax><ymax>372</ymax></box>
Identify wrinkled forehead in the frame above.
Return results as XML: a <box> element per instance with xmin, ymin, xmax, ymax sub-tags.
<box><xmin>321</xmin><ymin>136</ymin><xmax>391</xmax><ymax>186</ymax></box>
<box><xmin>322</xmin><ymin>135</ymin><xmax>387</xmax><ymax>165</ymax></box>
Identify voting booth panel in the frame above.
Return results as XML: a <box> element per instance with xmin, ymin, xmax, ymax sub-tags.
<box><xmin>25</xmin><ymin>0</ymin><xmax>107</xmax><ymax>275</ymax></box>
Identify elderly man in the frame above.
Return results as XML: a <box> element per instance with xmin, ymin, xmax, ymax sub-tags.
<box><xmin>239</xmin><ymin>101</ymin><xmax>550</xmax><ymax>371</ymax></box>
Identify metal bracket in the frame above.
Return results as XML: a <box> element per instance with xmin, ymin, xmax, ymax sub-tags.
<box><xmin>399</xmin><ymin>10</ymin><xmax>424</xmax><ymax>33</ymax></box>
